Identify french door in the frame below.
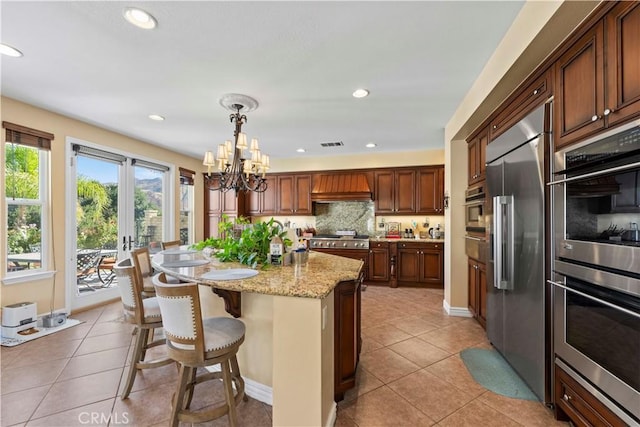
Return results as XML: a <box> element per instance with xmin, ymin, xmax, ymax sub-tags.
<box><xmin>65</xmin><ymin>138</ymin><xmax>172</xmax><ymax>310</ymax></box>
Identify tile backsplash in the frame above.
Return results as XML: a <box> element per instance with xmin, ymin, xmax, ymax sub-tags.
<box><xmin>314</xmin><ymin>202</ymin><xmax>375</xmax><ymax>235</ymax></box>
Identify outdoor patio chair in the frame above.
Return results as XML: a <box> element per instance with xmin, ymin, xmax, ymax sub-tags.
<box><xmin>76</xmin><ymin>249</ymin><xmax>102</xmax><ymax>291</ymax></box>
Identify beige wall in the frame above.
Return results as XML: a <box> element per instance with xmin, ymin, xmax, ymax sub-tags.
<box><xmin>271</xmin><ymin>148</ymin><xmax>444</xmax><ymax>173</ymax></box>
<box><xmin>1</xmin><ymin>97</ymin><xmax>204</xmax><ymax>313</ymax></box>
<box><xmin>442</xmin><ymin>1</ymin><xmax>600</xmax><ymax>311</ymax></box>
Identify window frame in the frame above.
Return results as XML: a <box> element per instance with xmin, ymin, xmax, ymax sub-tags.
<box><xmin>179</xmin><ymin>167</ymin><xmax>195</xmax><ymax>245</ymax></box>
<box><xmin>3</xmin><ymin>144</ymin><xmax>53</xmax><ymax>284</ymax></box>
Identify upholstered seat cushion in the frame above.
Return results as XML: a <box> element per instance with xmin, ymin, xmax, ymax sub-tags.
<box><xmin>142</xmin><ymin>296</ymin><xmax>162</xmax><ymax>322</ymax></box>
<box><xmin>202</xmin><ymin>317</ymin><xmax>245</xmax><ymax>352</ymax></box>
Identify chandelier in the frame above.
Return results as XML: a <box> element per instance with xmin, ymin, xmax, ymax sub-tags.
<box><xmin>203</xmin><ymin>94</ymin><xmax>270</xmax><ymax>194</ymax></box>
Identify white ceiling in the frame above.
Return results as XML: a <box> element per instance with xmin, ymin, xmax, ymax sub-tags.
<box><xmin>1</xmin><ymin>1</ymin><xmax>524</xmax><ymax>161</ymax></box>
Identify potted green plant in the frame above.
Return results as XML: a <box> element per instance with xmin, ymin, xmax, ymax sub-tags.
<box><xmin>192</xmin><ymin>215</ymin><xmax>291</xmax><ymax>268</ymax></box>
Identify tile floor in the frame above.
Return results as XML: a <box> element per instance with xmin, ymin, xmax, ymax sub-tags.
<box><xmin>0</xmin><ymin>285</ymin><xmax>566</xmax><ymax>426</ymax></box>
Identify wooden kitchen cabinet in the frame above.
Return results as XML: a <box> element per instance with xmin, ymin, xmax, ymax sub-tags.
<box><xmin>334</xmin><ymin>275</ymin><xmax>362</xmax><ymax>401</ymax></box>
<box><xmin>489</xmin><ymin>71</ymin><xmax>551</xmax><ymax>141</ymax></box>
<box><xmin>468</xmin><ymin>257</ymin><xmax>487</xmax><ymax>328</ymax></box>
<box><xmin>416</xmin><ymin>166</ymin><xmax>445</xmax><ymax>214</ymax></box>
<box><xmin>247</xmin><ymin>175</ymin><xmax>277</xmax><ymax>216</ymax></box>
<box><xmin>467</xmin><ymin>127</ymin><xmax>488</xmax><ymax>185</ymax></box>
<box><xmin>374</xmin><ymin>169</ymin><xmax>416</xmax><ymax>214</ymax></box>
<box><xmin>204</xmin><ymin>175</ymin><xmax>247</xmax><ymax>238</ymax></box>
<box><xmin>555</xmin><ymin>363</ymin><xmax>627</xmax><ymax>427</ymax></box>
<box><xmin>555</xmin><ymin>2</ymin><xmax>640</xmax><ymax>149</ymax></box>
<box><xmin>367</xmin><ymin>241</ymin><xmax>390</xmax><ymax>284</ymax></box>
<box><xmin>277</xmin><ymin>174</ymin><xmax>312</xmax><ymax>215</ymax></box>
<box><xmin>396</xmin><ymin>242</ymin><xmax>444</xmax><ymax>287</ymax></box>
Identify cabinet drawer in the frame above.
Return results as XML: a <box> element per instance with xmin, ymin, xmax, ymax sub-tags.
<box><xmin>490</xmin><ymin>70</ymin><xmax>551</xmax><ymax>140</ymax></box>
<box><xmin>555</xmin><ymin>364</ymin><xmax>626</xmax><ymax>427</ymax></box>
<box><xmin>370</xmin><ymin>241</ymin><xmax>389</xmax><ymax>249</ymax></box>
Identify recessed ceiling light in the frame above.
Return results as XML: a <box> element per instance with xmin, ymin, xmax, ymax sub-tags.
<box><xmin>296</xmin><ymin>148</ymin><xmax>306</xmax><ymax>153</ymax></box>
<box><xmin>365</xmin><ymin>143</ymin><xmax>377</xmax><ymax>148</ymax></box>
<box><xmin>148</xmin><ymin>114</ymin><xmax>165</xmax><ymax>121</ymax></box>
<box><xmin>352</xmin><ymin>89</ymin><xmax>369</xmax><ymax>98</ymax></box>
<box><xmin>123</xmin><ymin>7</ymin><xmax>157</xmax><ymax>30</ymax></box>
<box><xmin>0</xmin><ymin>43</ymin><xmax>23</xmax><ymax>57</ymax></box>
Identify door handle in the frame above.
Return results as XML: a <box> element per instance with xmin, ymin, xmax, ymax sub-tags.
<box><xmin>128</xmin><ymin>236</ymin><xmax>133</xmax><ymax>251</ymax></box>
<box><xmin>493</xmin><ymin>195</ymin><xmax>514</xmax><ymax>290</ymax></box>
<box><xmin>122</xmin><ymin>236</ymin><xmax>127</xmax><ymax>251</ymax></box>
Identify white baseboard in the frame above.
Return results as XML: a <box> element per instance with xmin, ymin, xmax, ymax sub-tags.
<box><xmin>204</xmin><ymin>365</ymin><xmax>273</xmax><ymax>405</ymax></box>
<box><xmin>325</xmin><ymin>402</ymin><xmax>337</xmax><ymax>427</ymax></box>
<box><xmin>443</xmin><ymin>300</ymin><xmax>473</xmax><ymax>317</ymax></box>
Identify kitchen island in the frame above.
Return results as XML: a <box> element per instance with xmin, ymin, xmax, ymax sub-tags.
<box><xmin>152</xmin><ymin>250</ymin><xmax>363</xmax><ymax>427</ymax></box>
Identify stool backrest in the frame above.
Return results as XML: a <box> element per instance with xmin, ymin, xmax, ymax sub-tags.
<box><xmin>153</xmin><ymin>275</ymin><xmax>205</xmax><ymax>364</ymax></box>
<box><xmin>161</xmin><ymin>240</ymin><xmax>181</xmax><ymax>250</ymax></box>
<box><xmin>113</xmin><ymin>258</ymin><xmax>144</xmax><ymax>324</ymax></box>
<box><xmin>131</xmin><ymin>247</ymin><xmax>153</xmax><ymax>283</ymax></box>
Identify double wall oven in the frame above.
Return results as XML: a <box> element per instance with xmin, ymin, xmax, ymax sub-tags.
<box><xmin>464</xmin><ymin>184</ymin><xmax>487</xmax><ymax>262</ymax></box>
<box><xmin>550</xmin><ymin>119</ymin><xmax>640</xmax><ymax>424</ymax></box>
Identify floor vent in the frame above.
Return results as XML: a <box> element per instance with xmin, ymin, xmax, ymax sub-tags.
<box><xmin>320</xmin><ymin>141</ymin><xmax>344</xmax><ymax>147</ymax></box>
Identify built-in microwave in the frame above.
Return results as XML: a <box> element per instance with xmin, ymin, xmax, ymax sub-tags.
<box><xmin>465</xmin><ymin>184</ymin><xmax>486</xmax><ymax>233</ymax></box>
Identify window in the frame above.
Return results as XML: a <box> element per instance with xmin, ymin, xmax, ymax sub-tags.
<box><xmin>179</xmin><ymin>167</ymin><xmax>195</xmax><ymax>245</ymax></box>
<box><xmin>3</xmin><ymin>122</ymin><xmax>53</xmax><ymax>279</ymax></box>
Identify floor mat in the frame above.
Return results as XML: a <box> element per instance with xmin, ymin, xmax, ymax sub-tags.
<box><xmin>1</xmin><ymin>318</ymin><xmax>83</xmax><ymax>347</ymax></box>
<box><xmin>460</xmin><ymin>348</ymin><xmax>538</xmax><ymax>401</ymax></box>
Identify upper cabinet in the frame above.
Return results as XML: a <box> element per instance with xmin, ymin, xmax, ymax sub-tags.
<box><xmin>555</xmin><ymin>2</ymin><xmax>640</xmax><ymax>149</ymax></box>
<box><xmin>247</xmin><ymin>175</ymin><xmax>277</xmax><ymax>216</ymax></box>
<box><xmin>277</xmin><ymin>174</ymin><xmax>312</xmax><ymax>215</ymax></box>
<box><xmin>416</xmin><ymin>166</ymin><xmax>445</xmax><ymax>214</ymax></box>
<box><xmin>374</xmin><ymin>169</ymin><xmax>415</xmax><ymax>214</ymax></box>
<box><xmin>375</xmin><ymin>166</ymin><xmax>444</xmax><ymax>215</ymax></box>
<box><xmin>467</xmin><ymin>127</ymin><xmax>488</xmax><ymax>185</ymax></box>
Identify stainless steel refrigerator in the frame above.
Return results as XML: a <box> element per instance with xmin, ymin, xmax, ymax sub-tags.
<box><xmin>486</xmin><ymin>102</ymin><xmax>550</xmax><ymax>404</ymax></box>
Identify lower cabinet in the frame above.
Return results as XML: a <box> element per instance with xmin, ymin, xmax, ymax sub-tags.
<box><xmin>396</xmin><ymin>242</ymin><xmax>444</xmax><ymax>287</ymax></box>
<box><xmin>334</xmin><ymin>275</ymin><xmax>362</xmax><ymax>401</ymax></box>
<box><xmin>555</xmin><ymin>363</ymin><xmax>627</xmax><ymax>427</ymax></box>
<box><xmin>368</xmin><ymin>241</ymin><xmax>390</xmax><ymax>284</ymax></box>
<box><xmin>468</xmin><ymin>257</ymin><xmax>487</xmax><ymax>328</ymax></box>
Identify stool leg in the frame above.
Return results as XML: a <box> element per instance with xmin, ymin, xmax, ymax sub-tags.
<box><xmin>230</xmin><ymin>355</ymin><xmax>247</xmax><ymax>402</ymax></box>
<box><xmin>170</xmin><ymin>364</ymin><xmax>191</xmax><ymax>427</ymax></box>
<box><xmin>122</xmin><ymin>326</ymin><xmax>146</xmax><ymax>399</ymax></box>
<box><xmin>183</xmin><ymin>366</ymin><xmax>197</xmax><ymax>409</ymax></box>
<box><xmin>221</xmin><ymin>359</ymin><xmax>238</xmax><ymax>427</ymax></box>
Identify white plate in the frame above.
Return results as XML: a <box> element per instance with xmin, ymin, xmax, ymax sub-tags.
<box><xmin>200</xmin><ymin>269</ymin><xmax>259</xmax><ymax>281</ymax></box>
<box><xmin>161</xmin><ymin>259</ymin><xmax>209</xmax><ymax>268</ymax></box>
<box><xmin>161</xmin><ymin>248</ymin><xmax>198</xmax><ymax>255</ymax></box>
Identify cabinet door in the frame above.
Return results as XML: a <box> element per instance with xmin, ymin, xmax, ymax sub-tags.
<box><xmin>368</xmin><ymin>247</ymin><xmax>389</xmax><ymax>282</ymax></box>
<box><xmin>205</xmin><ymin>179</ymin><xmax>222</xmax><ymax>213</ymax></box>
<box><xmin>468</xmin><ymin>139</ymin><xmax>479</xmax><ymax>185</ymax></box>
<box><xmin>294</xmin><ymin>175</ymin><xmax>312</xmax><ymax>214</ymax></box>
<box><xmin>261</xmin><ymin>176</ymin><xmax>278</xmax><ymax>215</ymax></box>
<box><xmin>606</xmin><ymin>2</ymin><xmax>640</xmax><ymax>127</ymax></box>
<box><xmin>555</xmin><ymin>22</ymin><xmax>605</xmax><ymax>149</ymax></box>
<box><xmin>206</xmin><ymin>214</ymin><xmax>220</xmax><ymax>239</ymax></box>
<box><xmin>247</xmin><ymin>187</ymin><xmax>261</xmax><ymax>216</ymax></box>
<box><xmin>420</xmin><ymin>247</ymin><xmax>443</xmax><ymax>285</ymax></box>
<box><xmin>374</xmin><ymin>170</ymin><xmax>395</xmax><ymax>213</ymax></box>
<box><xmin>478</xmin><ymin>262</ymin><xmax>487</xmax><ymax>325</ymax></box>
<box><xmin>468</xmin><ymin>259</ymin><xmax>478</xmax><ymax>315</ymax></box>
<box><xmin>334</xmin><ymin>279</ymin><xmax>360</xmax><ymax>401</ymax></box>
<box><xmin>478</xmin><ymin>132</ymin><xmax>487</xmax><ymax>181</ymax></box>
<box><xmin>277</xmin><ymin>175</ymin><xmax>295</xmax><ymax>214</ymax></box>
<box><xmin>416</xmin><ymin>167</ymin><xmax>442</xmax><ymax>214</ymax></box>
<box><xmin>395</xmin><ymin>170</ymin><xmax>416</xmax><ymax>213</ymax></box>
<box><xmin>222</xmin><ymin>188</ymin><xmax>238</xmax><ymax>214</ymax></box>
<box><xmin>397</xmin><ymin>247</ymin><xmax>420</xmax><ymax>283</ymax></box>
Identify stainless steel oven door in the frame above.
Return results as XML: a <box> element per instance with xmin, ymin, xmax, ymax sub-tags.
<box><xmin>549</xmin><ymin>268</ymin><xmax>640</xmax><ymax>422</ymax></box>
<box><xmin>464</xmin><ymin>198</ymin><xmax>485</xmax><ymax>233</ymax></box>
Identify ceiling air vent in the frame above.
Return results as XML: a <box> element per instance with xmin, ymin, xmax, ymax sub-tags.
<box><xmin>320</xmin><ymin>141</ymin><xmax>344</xmax><ymax>147</ymax></box>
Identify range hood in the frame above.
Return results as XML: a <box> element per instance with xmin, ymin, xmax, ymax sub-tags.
<box><xmin>311</xmin><ymin>173</ymin><xmax>372</xmax><ymax>202</ymax></box>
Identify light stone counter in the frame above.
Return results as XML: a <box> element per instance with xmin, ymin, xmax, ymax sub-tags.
<box><xmin>371</xmin><ymin>237</ymin><xmax>445</xmax><ymax>243</ymax></box>
<box><xmin>152</xmin><ymin>250</ymin><xmax>362</xmax><ymax>299</ymax></box>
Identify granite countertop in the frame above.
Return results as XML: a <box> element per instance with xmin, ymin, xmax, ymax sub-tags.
<box><xmin>151</xmin><ymin>251</ymin><xmax>362</xmax><ymax>299</ymax></box>
<box><xmin>371</xmin><ymin>237</ymin><xmax>445</xmax><ymax>243</ymax></box>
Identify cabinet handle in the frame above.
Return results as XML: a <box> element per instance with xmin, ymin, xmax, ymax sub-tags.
<box><xmin>591</xmin><ymin>114</ymin><xmax>601</xmax><ymax>122</ymax></box>
<box><xmin>603</xmin><ymin>108</ymin><xmax>613</xmax><ymax>116</ymax></box>
<box><xmin>563</xmin><ymin>393</ymin><xmax>571</xmax><ymax>402</ymax></box>
<box><xmin>493</xmin><ymin>125</ymin><xmax>497</xmax><ymax>129</ymax></box>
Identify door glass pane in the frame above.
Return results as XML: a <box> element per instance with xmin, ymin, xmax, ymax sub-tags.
<box><xmin>76</xmin><ymin>156</ymin><xmax>119</xmax><ymax>292</ymax></box>
<box><xmin>134</xmin><ymin>165</ymin><xmax>164</xmax><ymax>252</ymax></box>
<box><xmin>180</xmin><ymin>182</ymin><xmax>194</xmax><ymax>245</ymax></box>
